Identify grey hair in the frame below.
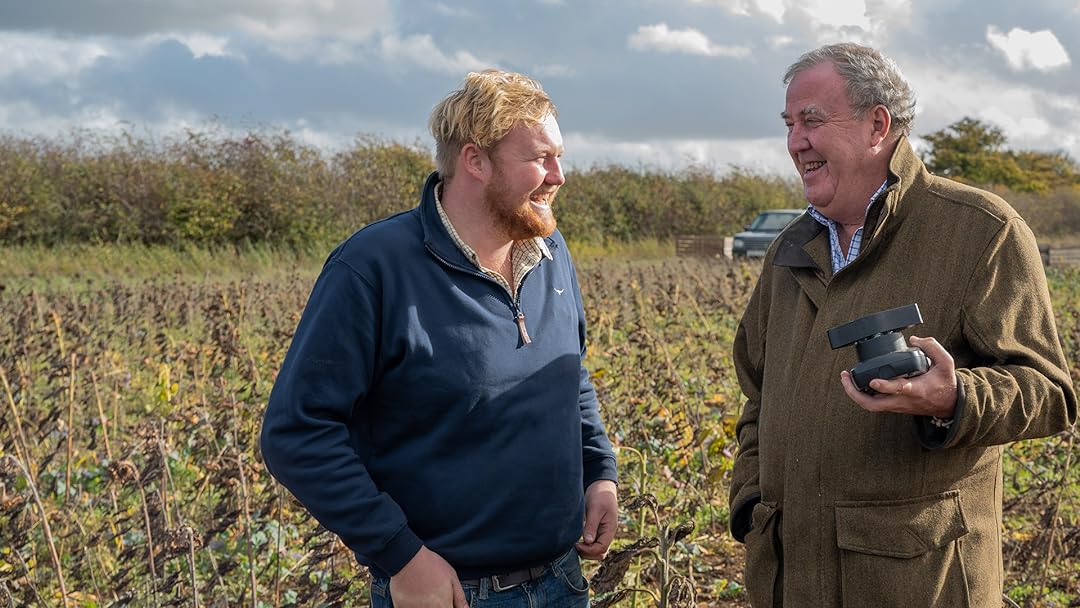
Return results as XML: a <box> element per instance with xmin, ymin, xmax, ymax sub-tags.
<box><xmin>783</xmin><ymin>43</ymin><xmax>916</xmax><ymax>137</ymax></box>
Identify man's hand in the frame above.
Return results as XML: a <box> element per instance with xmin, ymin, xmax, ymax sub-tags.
<box><xmin>576</xmin><ymin>479</ymin><xmax>618</xmax><ymax>560</ymax></box>
<box><xmin>389</xmin><ymin>546</ymin><xmax>468</xmax><ymax>608</ymax></box>
<box><xmin>840</xmin><ymin>335</ymin><xmax>958</xmax><ymax>418</ymax></box>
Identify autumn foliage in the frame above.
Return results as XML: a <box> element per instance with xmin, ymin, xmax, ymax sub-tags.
<box><xmin>4</xmin><ymin>120</ymin><xmax>1076</xmax><ymax>249</ymax></box>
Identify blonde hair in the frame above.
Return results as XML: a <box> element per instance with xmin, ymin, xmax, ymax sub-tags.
<box><xmin>429</xmin><ymin>69</ymin><xmax>557</xmax><ymax>178</ymax></box>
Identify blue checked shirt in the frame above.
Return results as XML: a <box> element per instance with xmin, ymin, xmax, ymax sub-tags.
<box><xmin>806</xmin><ymin>180</ymin><xmax>889</xmax><ymax>273</ymax></box>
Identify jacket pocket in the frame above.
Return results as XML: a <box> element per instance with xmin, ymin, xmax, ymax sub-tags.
<box><xmin>835</xmin><ymin>491</ymin><xmax>971</xmax><ymax>608</ymax></box>
<box><xmin>744</xmin><ymin>500</ymin><xmax>782</xmax><ymax>608</ymax></box>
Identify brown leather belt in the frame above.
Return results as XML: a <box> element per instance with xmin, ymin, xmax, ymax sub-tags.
<box><xmin>460</xmin><ymin>564</ymin><xmax>549</xmax><ymax>592</ymax></box>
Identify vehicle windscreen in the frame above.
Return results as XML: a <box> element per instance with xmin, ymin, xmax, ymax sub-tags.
<box><xmin>750</xmin><ymin>212</ymin><xmax>800</xmax><ymax>231</ymax></box>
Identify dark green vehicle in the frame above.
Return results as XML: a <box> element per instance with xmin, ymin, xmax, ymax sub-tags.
<box><xmin>731</xmin><ymin>209</ymin><xmax>805</xmax><ymax>257</ymax></box>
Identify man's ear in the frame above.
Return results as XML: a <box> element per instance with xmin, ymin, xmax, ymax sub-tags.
<box><xmin>869</xmin><ymin>104</ymin><xmax>892</xmax><ymax>147</ymax></box>
<box><xmin>460</xmin><ymin>143</ymin><xmax>490</xmax><ymax>182</ymax></box>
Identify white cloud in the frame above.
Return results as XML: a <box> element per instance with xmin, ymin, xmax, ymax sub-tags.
<box><xmin>144</xmin><ymin>32</ymin><xmax>236</xmax><ymax>59</ymax></box>
<box><xmin>754</xmin><ymin>0</ymin><xmax>786</xmax><ymax>20</ymax></box>
<box><xmin>0</xmin><ymin>98</ymin><xmax>129</xmax><ymax>137</ymax></box>
<box><xmin>628</xmin><ymin>23</ymin><xmax>751</xmax><ymax>58</ymax></box>
<box><xmin>762</xmin><ymin>0</ymin><xmax>913</xmax><ymax>46</ymax></box>
<box><xmin>1</xmin><ymin>0</ymin><xmax>394</xmax><ymax>43</ymax></box>
<box><xmin>986</xmin><ymin>25</ymin><xmax>1071</xmax><ymax>72</ymax></box>
<box><xmin>905</xmin><ymin>61</ymin><xmax>1080</xmax><ymax>163</ymax></box>
<box><xmin>803</xmin><ymin>0</ymin><xmax>871</xmax><ymax>30</ymax></box>
<box><xmin>0</xmin><ymin>97</ymin><xmax>368</xmax><ymax>158</ymax></box>
<box><xmin>562</xmin><ymin>132</ymin><xmax>794</xmax><ymax>176</ymax></box>
<box><xmin>689</xmin><ymin>0</ymin><xmax>785</xmax><ymax>21</ymax></box>
<box><xmin>291</xmin><ymin>121</ymin><xmax>353</xmax><ymax>151</ymax></box>
<box><xmin>172</xmin><ymin>33</ymin><xmax>232</xmax><ymax>58</ymax></box>
<box><xmin>691</xmin><ymin>0</ymin><xmax>913</xmax><ymax>30</ymax></box>
<box><xmin>0</xmin><ymin>32</ymin><xmax>110</xmax><ymax>83</ymax></box>
<box><xmin>780</xmin><ymin>0</ymin><xmax>873</xmax><ymax>46</ymax></box>
<box><xmin>0</xmin><ymin>0</ymin><xmax>396</xmax><ymax>65</ymax></box>
<box><xmin>253</xmin><ymin>29</ymin><xmax>494</xmax><ymax>69</ymax></box>
<box><xmin>378</xmin><ymin>34</ymin><xmax>495</xmax><ymax>75</ymax></box>
<box><xmin>768</xmin><ymin>35</ymin><xmax>796</xmax><ymax>49</ymax></box>
<box><xmin>431</xmin><ymin>3</ymin><xmax>474</xmax><ymax>18</ymax></box>
<box><xmin>234</xmin><ymin>11</ymin><xmax>362</xmax><ymax>44</ymax></box>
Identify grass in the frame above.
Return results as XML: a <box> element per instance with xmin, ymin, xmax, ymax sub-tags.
<box><xmin>0</xmin><ymin>242</ymin><xmax>1076</xmax><ymax>607</ymax></box>
<box><xmin>0</xmin><ymin>242</ymin><xmax>329</xmax><ymax>290</ymax></box>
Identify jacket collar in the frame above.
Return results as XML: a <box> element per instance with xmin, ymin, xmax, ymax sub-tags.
<box><xmin>773</xmin><ymin>214</ymin><xmax>828</xmax><ymax>271</ymax></box>
<box><xmin>862</xmin><ymin>135</ymin><xmax>930</xmax><ymax>247</ymax></box>
<box><xmin>773</xmin><ymin>135</ymin><xmax>928</xmax><ymax>274</ymax></box>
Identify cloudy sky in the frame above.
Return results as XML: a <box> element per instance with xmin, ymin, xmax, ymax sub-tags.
<box><xmin>2</xmin><ymin>0</ymin><xmax>1078</xmax><ymax>176</ymax></box>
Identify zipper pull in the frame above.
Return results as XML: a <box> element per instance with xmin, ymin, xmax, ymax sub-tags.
<box><xmin>516</xmin><ymin>311</ymin><xmax>532</xmax><ymax>344</ymax></box>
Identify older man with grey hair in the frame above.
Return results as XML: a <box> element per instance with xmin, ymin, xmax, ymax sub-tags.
<box><xmin>728</xmin><ymin>42</ymin><xmax>1076</xmax><ymax>607</ymax></box>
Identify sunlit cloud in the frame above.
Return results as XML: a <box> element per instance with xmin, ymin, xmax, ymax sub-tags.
<box><xmin>562</xmin><ymin>132</ymin><xmax>793</xmax><ymax>176</ymax></box>
<box><xmin>0</xmin><ymin>32</ymin><xmax>110</xmax><ymax>83</ymax></box>
<box><xmin>430</xmin><ymin>3</ymin><xmax>474</xmax><ymax>18</ymax></box>
<box><xmin>378</xmin><ymin>33</ymin><xmax>495</xmax><ymax>74</ymax></box>
<box><xmin>905</xmin><ymin>61</ymin><xmax>1080</xmax><ymax>162</ymax></box>
<box><xmin>628</xmin><ymin>23</ymin><xmax>751</xmax><ymax>58</ymax></box>
<box><xmin>145</xmin><ymin>32</ymin><xmax>237</xmax><ymax>59</ymax></box>
<box><xmin>986</xmin><ymin>25</ymin><xmax>1070</xmax><ymax>72</ymax></box>
<box><xmin>688</xmin><ymin>0</ymin><xmax>786</xmax><ymax>21</ymax></box>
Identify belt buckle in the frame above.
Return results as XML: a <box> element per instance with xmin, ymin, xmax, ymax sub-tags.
<box><xmin>491</xmin><ymin>574</ymin><xmax>521</xmax><ymax>593</ymax></box>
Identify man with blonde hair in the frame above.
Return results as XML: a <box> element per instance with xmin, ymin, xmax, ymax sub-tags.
<box><xmin>262</xmin><ymin>69</ymin><xmax>618</xmax><ymax>608</ymax></box>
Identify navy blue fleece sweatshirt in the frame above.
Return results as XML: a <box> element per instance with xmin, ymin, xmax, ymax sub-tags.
<box><xmin>260</xmin><ymin>172</ymin><xmax>618</xmax><ymax>579</ymax></box>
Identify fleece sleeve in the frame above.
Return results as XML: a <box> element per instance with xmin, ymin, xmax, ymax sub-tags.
<box><xmin>569</xmin><ymin>257</ymin><xmax>618</xmax><ymax>490</ymax></box>
<box><xmin>260</xmin><ymin>258</ymin><xmax>423</xmax><ymax>576</ymax></box>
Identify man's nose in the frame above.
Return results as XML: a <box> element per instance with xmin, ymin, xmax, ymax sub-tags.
<box><xmin>546</xmin><ymin>157</ymin><xmax>565</xmax><ymax>185</ymax></box>
<box><xmin>787</xmin><ymin>128</ymin><xmax>809</xmax><ymax>155</ymax></box>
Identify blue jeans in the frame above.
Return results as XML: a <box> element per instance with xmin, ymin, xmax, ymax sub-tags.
<box><xmin>370</xmin><ymin>547</ymin><xmax>590</xmax><ymax>608</ymax></box>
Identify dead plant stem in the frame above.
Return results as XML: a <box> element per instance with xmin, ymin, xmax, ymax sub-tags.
<box><xmin>1036</xmin><ymin>431</ymin><xmax>1075</xmax><ymax>602</ymax></box>
<box><xmin>50</xmin><ymin>310</ymin><xmax>65</xmax><ymax>359</ymax></box>
<box><xmin>0</xmin><ymin>368</ymin><xmax>33</xmax><ymax>482</ymax></box>
<box><xmin>136</xmin><ymin>473</ymin><xmax>161</xmax><ymax>608</ymax></box>
<box><xmin>11</xmin><ymin>549</ymin><xmax>48</xmax><ymax>608</ymax></box>
<box><xmin>230</xmin><ymin>391</ymin><xmax>258</xmax><ymax>608</ymax></box>
<box><xmin>188</xmin><ymin>526</ymin><xmax>201</xmax><ymax>608</ymax></box>
<box><xmin>64</xmin><ymin>353</ymin><xmax>75</xmax><ymax>506</ymax></box>
<box><xmin>90</xmin><ymin>371</ymin><xmax>124</xmax><ymax>550</ymax></box>
<box><xmin>274</xmin><ymin>487</ymin><xmax>283</xmax><ymax>606</ymax></box>
<box><xmin>0</xmin><ymin>580</ymin><xmax>15</xmax><ymax>608</ymax></box>
<box><xmin>9</xmin><ymin>454</ymin><xmax>69</xmax><ymax>608</ymax></box>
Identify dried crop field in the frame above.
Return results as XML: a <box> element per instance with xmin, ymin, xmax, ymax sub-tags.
<box><xmin>0</xmin><ymin>254</ymin><xmax>1076</xmax><ymax>607</ymax></box>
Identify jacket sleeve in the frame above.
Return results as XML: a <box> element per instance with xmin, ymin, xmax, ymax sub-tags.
<box><xmin>729</xmin><ymin>279</ymin><xmax>767</xmax><ymax>543</ymax></box>
<box><xmin>570</xmin><ymin>257</ymin><xmax>618</xmax><ymax>489</ymax></box>
<box><xmin>260</xmin><ymin>257</ymin><xmax>423</xmax><ymax>576</ymax></box>
<box><xmin>918</xmin><ymin>217</ymin><xmax>1077</xmax><ymax>449</ymax></box>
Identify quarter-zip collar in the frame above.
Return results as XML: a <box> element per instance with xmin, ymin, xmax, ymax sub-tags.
<box><xmin>418</xmin><ymin>171</ymin><xmax>559</xmax><ymax>270</ymax></box>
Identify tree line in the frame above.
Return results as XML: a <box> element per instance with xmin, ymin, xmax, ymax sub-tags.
<box><xmin>0</xmin><ymin>118</ymin><xmax>1077</xmax><ymax>248</ymax></box>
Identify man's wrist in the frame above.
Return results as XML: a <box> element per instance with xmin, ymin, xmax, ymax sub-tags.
<box><xmin>587</xmin><ymin>479</ymin><xmax>617</xmax><ymax>492</ymax></box>
<box><xmin>371</xmin><ymin>526</ymin><xmax>425</xmax><ymax>576</ymax></box>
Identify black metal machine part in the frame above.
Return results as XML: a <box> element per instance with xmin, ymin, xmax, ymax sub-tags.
<box><xmin>827</xmin><ymin>304</ymin><xmax>931</xmax><ymax>393</ymax></box>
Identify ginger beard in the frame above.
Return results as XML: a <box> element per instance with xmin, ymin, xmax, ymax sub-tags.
<box><xmin>484</xmin><ymin>163</ymin><xmax>558</xmax><ymax>240</ymax></box>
